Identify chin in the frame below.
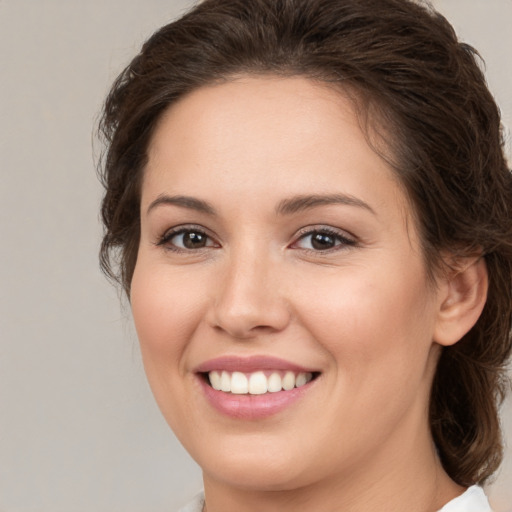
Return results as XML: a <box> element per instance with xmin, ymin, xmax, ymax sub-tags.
<box><xmin>203</xmin><ymin>460</ymin><xmax>309</xmax><ymax>492</ymax></box>
<box><xmin>190</xmin><ymin>433</ymin><xmax>327</xmax><ymax>492</ymax></box>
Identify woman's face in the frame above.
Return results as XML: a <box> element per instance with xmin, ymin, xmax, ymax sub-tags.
<box><xmin>131</xmin><ymin>76</ymin><xmax>444</xmax><ymax>491</ymax></box>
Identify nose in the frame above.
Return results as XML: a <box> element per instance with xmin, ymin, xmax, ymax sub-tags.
<box><xmin>207</xmin><ymin>249</ymin><xmax>291</xmax><ymax>339</ymax></box>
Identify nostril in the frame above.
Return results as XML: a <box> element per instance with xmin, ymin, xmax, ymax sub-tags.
<box><xmin>211</xmin><ymin>322</ymin><xmax>280</xmax><ymax>340</ymax></box>
<box><xmin>207</xmin><ymin>277</ymin><xmax>291</xmax><ymax>338</ymax></box>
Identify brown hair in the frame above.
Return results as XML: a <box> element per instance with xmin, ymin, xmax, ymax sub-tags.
<box><xmin>98</xmin><ymin>0</ymin><xmax>512</xmax><ymax>486</ymax></box>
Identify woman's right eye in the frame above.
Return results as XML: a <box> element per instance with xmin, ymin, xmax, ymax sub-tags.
<box><xmin>157</xmin><ymin>228</ymin><xmax>218</xmax><ymax>251</ymax></box>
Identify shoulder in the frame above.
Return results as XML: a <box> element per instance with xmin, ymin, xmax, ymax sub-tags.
<box><xmin>177</xmin><ymin>492</ymin><xmax>205</xmax><ymax>512</ymax></box>
<box><xmin>437</xmin><ymin>486</ymin><xmax>492</xmax><ymax>512</ymax></box>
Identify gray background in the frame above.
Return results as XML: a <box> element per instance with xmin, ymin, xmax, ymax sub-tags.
<box><xmin>0</xmin><ymin>1</ymin><xmax>510</xmax><ymax>511</ymax></box>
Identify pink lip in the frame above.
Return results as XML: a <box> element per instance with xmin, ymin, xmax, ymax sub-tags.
<box><xmin>194</xmin><ymin>355</ymin><xmax>315</xmax><ymax>373</ymax></box>
<box><xmin>197</xmin><ymin>377</ymin><xmax>315</xmax><ymax>420</ymax></box>
<box><xmin>194</xmin><ymin>355</ymin><xmax>319</xmax><ymax>420</ymax></box>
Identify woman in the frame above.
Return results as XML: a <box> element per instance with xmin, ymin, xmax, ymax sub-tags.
<box><xmin>98</xmin><ymin>0</ymin><xmax>512</xmax><ymax>510</ymax></box>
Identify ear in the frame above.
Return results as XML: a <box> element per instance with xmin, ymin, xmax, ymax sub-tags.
<box><xmin>433</xmin><ymin>256</ymin><xmax>488</xmax><ymax>347</ymax></box>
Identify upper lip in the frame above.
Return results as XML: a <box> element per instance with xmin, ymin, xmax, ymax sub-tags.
<box><xmin>194</xmin><ymin>355</ymin><xmax>318</xmax><ymax>374</ymax></box>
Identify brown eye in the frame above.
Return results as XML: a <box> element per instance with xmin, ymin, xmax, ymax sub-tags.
<box><xmin>310</xmin><ymin>232</ymin><xmax>337</xmax><ymax>250</ymax></box>
<box><xmin>180</xmin><ymin>231</ymin><xmax>208</xmax><ymax>249</ymax></box>
<box><xmin>292</xmin><ymin>228</ymin><xmax>356</xmax><ymax>252</ymax></box>
<box><xmin>159</xmin><ymin>228</ymin><xmax>218</xmax><ymax>251</ymax></box>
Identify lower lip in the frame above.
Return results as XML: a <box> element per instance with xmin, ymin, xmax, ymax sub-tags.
<box><xmin>198</xmin><ymin>376</ymin><xmax>315</xmax><ymax>420</ymax></box>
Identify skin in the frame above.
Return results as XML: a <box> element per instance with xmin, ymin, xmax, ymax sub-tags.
<box><xmin>130</xmin><ymin>76</ymin><xmax>487</xmax><ymax>511</ymax></box>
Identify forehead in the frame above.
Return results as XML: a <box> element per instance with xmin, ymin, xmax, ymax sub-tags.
<box><xmin>148</xmin><ymin>75</ymin><xmax>361</xmax><ymax>165</ymax></box>
<box><xmin>144</xmin><ymin>76</ymin><xmax>410</xmax><ymax>224</ymax></box>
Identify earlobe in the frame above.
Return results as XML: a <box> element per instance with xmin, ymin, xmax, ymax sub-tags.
<box><xmin>433</xmin><ymin>256</ymin><xmax>488</xmax><ymax>347</ymax></box>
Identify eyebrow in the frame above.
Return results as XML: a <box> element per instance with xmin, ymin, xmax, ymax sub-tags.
<box><xmin>146</xmin><ymin>192</ymin><xmax>375</xmax><ymax>217</ymax></box>
<box><xmin>276</xmin><ymin>193</ymin><xmax>375</xmax><ymax>216</ymax></box>
<box><xmin>147</xmin><ymin>195</ymin><xmax>217</xmax><ymax>215</ymax></box>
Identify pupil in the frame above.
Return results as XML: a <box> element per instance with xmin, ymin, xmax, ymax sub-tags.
<box><xmin>311</xmin><ymin>232</ymin><xmax>334</xmax><ymax>250</ymax></box>
<box><xmin>184</xmin><ymin>232</ymin><xmax>206</xmax><ymax>249</ymax></box>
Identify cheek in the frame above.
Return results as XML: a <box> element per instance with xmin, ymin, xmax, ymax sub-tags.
<box><xmin>291</xmin><ymin>266</ymin><xmax>438</xmax><ymax>456</ymax></box>
<box><xmin>296</xmin><ymin>264</ymin><xmax>437</xmax><ymax>375</ymax></box>
<box><xmin>130</xmin><ymin>261</ymin><xmax>206</xmax><ymax>372</ymax></box>
<box><xmin>129</xmin><ymin>260</ymin><xmax>213</xmax><ymax>437</ymax></box>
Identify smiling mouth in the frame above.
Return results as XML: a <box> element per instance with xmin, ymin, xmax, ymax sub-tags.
<box><xmin>202</xmin><ymin>370</ymin><xmax>319</xmax><ymax>395</ymax></box>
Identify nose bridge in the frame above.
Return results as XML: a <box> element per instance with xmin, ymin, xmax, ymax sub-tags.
<box><xmin>210</xmin><ymin>241</ymin><xmax>289</xmax><ymax>338</ymax></box>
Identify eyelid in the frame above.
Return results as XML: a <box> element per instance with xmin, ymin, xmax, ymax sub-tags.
<box><xmin>156</xmin><ymin>224</ymin><xmax>220</xmax><ymax>250</ymax></box>
<box><xmin>154</xmin><ymin>223</ymin><xmax>356</xmax><ymax>253</ymax></box>
<box><xmin>290</xmin><ymin>225</ymin><xmax>357</xmax><ymax>251</ymax></box>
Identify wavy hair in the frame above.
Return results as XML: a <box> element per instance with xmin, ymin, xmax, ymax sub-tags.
<box><xmin>98</xmin><ymin>0</ymin><xmax>512</xmax><ymax>485</ymax></box>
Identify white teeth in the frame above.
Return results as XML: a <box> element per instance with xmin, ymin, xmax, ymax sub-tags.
<box><xmin>282</xmin><ymin>371</ymin><xmax>295</xmax><ymax>391</ymax></box>
<box><xmin>207</xmin><ymin>370</ymin><xmax>314</xmax><ymax>395</ymax></box>
<box><xmin>220</xmin><ymin>371</ymin><xmax>231</xmax><ymax>392</ymax></box>
<box><xmin>231</xmin><ymin>372</ymin><xmax>248</xmax><ymax>394</ymax></box>
<box><xmin>296</xmin><ymin>372</ymin><xmax>310</xmax><ymax>388</ymax></box>
<box><xmin>267</xmin><ymin>372</ymin><xmax>282</xmax><ymax>393</ymax></box>
<box><xmin>248</xmin><ymin>371</ymin><xmax>268</xmax><ymax>395</ymax></box>
<box><xmin>209</xmin><ymin>370</ymin><xmax>222</xmax><ymax>391</ymax></box>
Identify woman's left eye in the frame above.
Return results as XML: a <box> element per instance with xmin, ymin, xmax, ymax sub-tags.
<box><xmin>291</xmin><ymin>229</ymin><xmax>356</xmax><ymax>252</ymax></box>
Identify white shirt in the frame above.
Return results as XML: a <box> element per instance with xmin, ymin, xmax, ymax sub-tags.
<box><xmin>178</xmin><ymin>485</ymin><xmax>492</xmax><ymax>512</ymax></box>
<box><xmin>438</xmin><ymin>486</ymin><xmax>492</xmax><ymax>512</ymax></box>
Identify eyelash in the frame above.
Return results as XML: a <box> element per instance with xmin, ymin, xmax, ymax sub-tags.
<box><xmin>291</xmin><ymin>226</ymin><xmax>357</xmax><ymax>253</ymax></box>
<box><xmin>156</xmin><ymin>225</ymin><xmax>217</xmax><ymax>253</ymax></box>
<box><xmin>156</xmin><ymin>225</ymin><xmax>356</xmax><ymax>254</ymax></box>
